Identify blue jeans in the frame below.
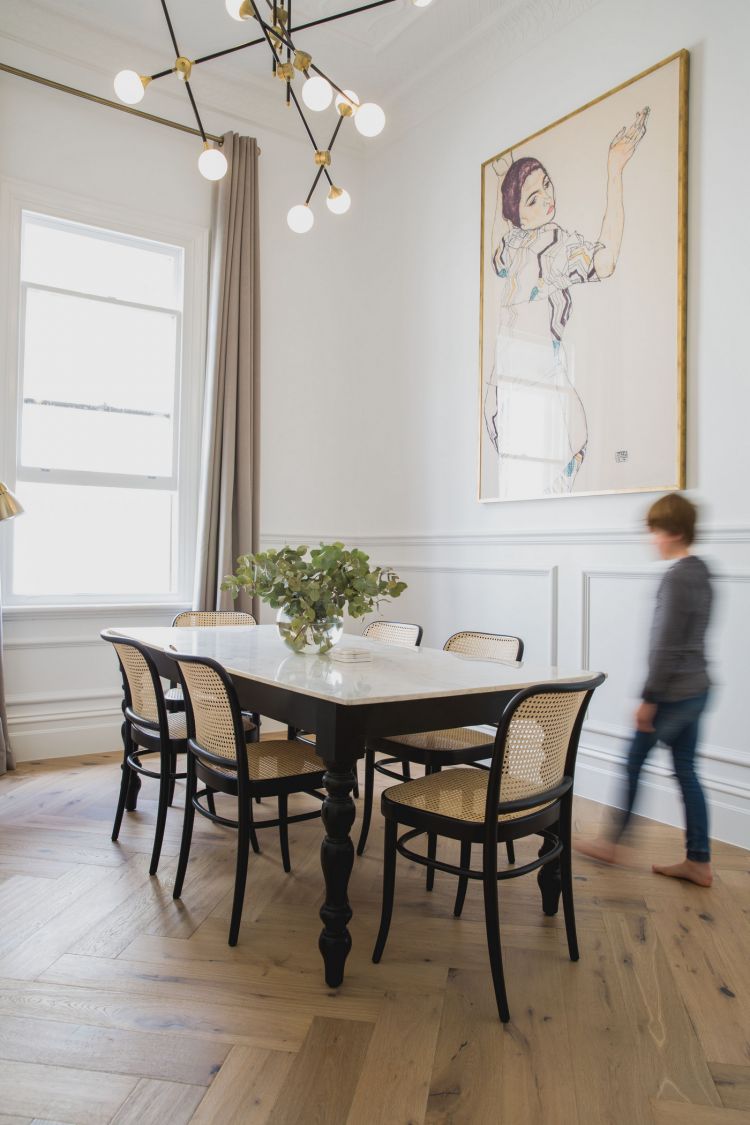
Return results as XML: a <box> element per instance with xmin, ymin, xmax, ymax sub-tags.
<box><xmin>614</xmin><ymin>693</ymin><xmax>710</xmax><ymax>862</ymax></box>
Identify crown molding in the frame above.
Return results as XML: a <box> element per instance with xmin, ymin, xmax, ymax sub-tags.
<box><xmin>1</xmin><ymin>0</ymin><xmax>604</xmax><ymax>150</ymax></box>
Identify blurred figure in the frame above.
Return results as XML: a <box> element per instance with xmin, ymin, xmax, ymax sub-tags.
<box><xmin>578</xmin><ymin>493</ymin><xmax>713</xmax><ymax>886</ymax></box>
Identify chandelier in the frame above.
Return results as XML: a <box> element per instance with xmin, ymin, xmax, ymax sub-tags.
<box><xmin>114</xmin><ymin>0</ymin><xmax>434</xmax><ymax>232</ymax></box>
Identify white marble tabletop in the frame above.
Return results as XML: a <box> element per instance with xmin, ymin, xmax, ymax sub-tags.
<box><xmin>104</xmin><ymin>625</ymin><xmax>602</xmax><ymax>707</ymax></box>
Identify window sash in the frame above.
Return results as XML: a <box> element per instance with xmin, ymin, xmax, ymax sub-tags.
<box><xmin>17</xmin><ymin>280</ymin><xmax>182</xmax><ymax>488</ymax></box>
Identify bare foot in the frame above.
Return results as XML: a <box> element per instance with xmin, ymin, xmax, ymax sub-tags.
<box><xmin>652</xmin><ymin>859</ymin><xmax>713</xmax><ymax>887</ymax></box>
<box><xmin>575</xmin><ymin>839</ymin><xmax>634</xmax><ymax>866</ymax></box>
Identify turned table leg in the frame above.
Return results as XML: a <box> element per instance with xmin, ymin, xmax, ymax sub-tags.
<box><xmin>319</xmin><ymin>765</ymin><xmax>356</xmax><ymax>988</ymax></box>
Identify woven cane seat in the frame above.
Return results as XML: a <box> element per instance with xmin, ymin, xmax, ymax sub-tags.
<box><xmin>133</xmin><ymin>710</ymin><xmax>188</xmax><ymax>741</ymax></box>
<box><xmin>384</xmin><ymin>768</ymin><xmax>554</xmax><ymax>823</ymax></box>
<box><xmin>200</xmin><ymin>740</ymin><xmax>324</xmax><ymax>783</ymax></box>
<box><xmin>363</xmin><ymin>621</ymin><xmax>422</xmax><ymax>648</ymax></box>
<box><xmin>385</xmin><ymin>726</ymin><xmax>493</xmax><ymax>754</ymax></box>
<box><xmin>173</xmin><ymin>611</ymin><xmax>257</xmax><ymax>628</ymax></box>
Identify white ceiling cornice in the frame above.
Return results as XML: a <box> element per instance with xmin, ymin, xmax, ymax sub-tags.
<box><xmin>1</xmin><ymin>0</ymin><xmax>603</xmax><ymax>151</ymax></box>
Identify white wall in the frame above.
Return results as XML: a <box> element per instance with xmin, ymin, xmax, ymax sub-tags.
<box><xmin>2</xmin><ymin>0</ymin><xmax>748</xmax><ymax>850</ymax></box>
<box><xmin>261</xmin><ymin>0</ymin><xmax>750</xmax><ymax>848</ymax></box>
<box><xmin>0</xmin><ymin>14</ymin><xmax>365</xmax><ymax>764</ymax></box>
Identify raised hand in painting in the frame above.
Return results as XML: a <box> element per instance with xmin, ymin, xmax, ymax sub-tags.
<box><xmin>608</xmin><ymin>106</ymin><xmax>649</xmax><ymax>174</ymax></box>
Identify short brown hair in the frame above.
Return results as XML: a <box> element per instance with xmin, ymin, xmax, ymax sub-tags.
<box><xmin>646</xmin><ymin>493</ymin><xmax>697</xmax><ymax>545</ymax></box>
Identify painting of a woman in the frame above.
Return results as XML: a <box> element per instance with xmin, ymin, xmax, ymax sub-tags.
<box><xmin>483</xmin><ymin>108</ymin><xmax>649</xmax><ymax>500</ymax></box>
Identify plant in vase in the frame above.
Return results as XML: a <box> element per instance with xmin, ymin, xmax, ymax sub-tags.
<box><xmin>222</xmin><ymin>543</ymin><xmax>407</xmax><ymax>654</ymax></box>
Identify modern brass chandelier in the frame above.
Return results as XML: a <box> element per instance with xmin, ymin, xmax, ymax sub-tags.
<box><xmin>114</xmin><ymin>0</ymin><xmax>434</xmax><ymax>231</ymax></box>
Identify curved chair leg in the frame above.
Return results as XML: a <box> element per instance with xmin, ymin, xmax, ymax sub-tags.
<box><xmin>559</xmin><ymin>795</ymin><xmax>579</xmax><ymax>961</ymax></box>
<box><xmin>229</xmin><ymin>816</ymin><xmax>251</xmax><ymax>947</ymax></box>
<box><xmin>149</xmin><ymin>750</ymin><xmax>171</xmax><ymax>876</ymax></box>
<box><xmin>453</xmin><ymin>840</ymin><xmax>471</xmax><ymax>917</ymax></box>
<box><xmin>425</xmin><ymin>764</ymin><xmax>441</xmax><ymax>891</ymax></box>
<box><xmin>506</xmin><ymin>840</ymin><xmax>516</xmax><ymax>865</ymax></box>
<box><xmin>372</xmin><ymin>819</ymin><xmax>398</xmax><ymax>963</ymax></box>
<box><xmin>167</xmin><ymin>748</ymin><xmax>177</xmax><ymax>807</ymax></box>
<box><xmin>173</xmin><ymin>755</ymin><xmax>197</xmax><ymax>899</ymax></box>
<box><xmin>356</xmin><ymin>747</ymin><xmax>375</xmax><ymax>856</ymax></box>
<box><xmin>112</xmin><ymin>752</ymin><xmax>132</xmax><ymax>842</ymax></box>
<box><xmin>483</xmin><ymin>843</ymin><xmax>510</xmax><ymax>1023</ymax></box>
<box><xmin>206</xmin><ymin>789</ymin><xmax>217</xmax><ymax>817</ymax></box>
<box><xmin>278</xmin><ymin>793</ymin><xmax>291</xmax><ymax>873</ymax></box>
<box><xmin>402</xmin><ymin>761</ymin><xmax>411</xmax><ymax>781</ymax></box>
<box><xmin>248</xmin><ymin>792</ymin><xmax>261</xmax><ymax>855</ymax></box>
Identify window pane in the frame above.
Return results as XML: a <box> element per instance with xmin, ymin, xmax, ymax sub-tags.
<box><xmin>21</xmin><ymin>287</ymin><xmax>177</xmax><ymax>477</ymax></box>
<box><xmin>21</xmin><ymin>213</ymin><xmax>182</xmax><ymax>308</ymax></box>
<box><xmin>12</xmin><ymin>482</ymin><xmax>176</xmax><ymax>597</ymax></box>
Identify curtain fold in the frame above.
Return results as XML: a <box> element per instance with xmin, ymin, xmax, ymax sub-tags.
<box><xmin>0</xmin><ymin>578</ymin><xmax>14</xmax><ymax>774</ymax></box>
<box><xmin>193</xmin><ymin>132</ymin><xmax>260</xmax><ymax>615</ymax></box>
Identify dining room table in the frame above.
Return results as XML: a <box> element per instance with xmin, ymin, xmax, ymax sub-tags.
<box><xmin>104</xmin><ymin>623</ymin><xmax>603</xmax><ymax>989</ymax></box>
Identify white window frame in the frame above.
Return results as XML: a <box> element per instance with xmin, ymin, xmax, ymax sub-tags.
<box><xmin>0</xmin><ymin>177</ymin><xmax>209</xmax><ymax>611</ymax></box>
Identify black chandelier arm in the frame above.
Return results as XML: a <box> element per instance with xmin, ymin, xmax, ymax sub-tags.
<box><xmin>158</xmin><ymin>0</ymin><xmax>182</xmax><ymax>58</ymax></box>
<box><xmin>193</xmin><ymin>37</ymin><xmax>265</xmax><ymax>66</ymax></box>
<box><xmin>250</xmin><ymin>11</ymin><xmax>354</xmax><ymax>107</ymax></box>
<box><xmin>149</xmin><ymin>66</ymin><xmax>176</xmax><ymax>81</ymax></box>
<box><xmin>292</xmin><ymin>0</ymin><xmax>401</xmax><ymax>35</ymax></box>
<box><xmin>184</xmin><ymin>80</ymin><xmax>208</xmax><ymax>142</ymax></box>
<box><xmin>305</xmin><ymin>165</ymin><xmax>325</xmax><ymax>205</ymax></box>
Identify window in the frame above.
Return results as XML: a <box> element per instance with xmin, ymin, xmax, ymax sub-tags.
<box><xmin>5</xmin><ymin>209</ymin><xmax>200</xmax><ymax>603</ymax></box>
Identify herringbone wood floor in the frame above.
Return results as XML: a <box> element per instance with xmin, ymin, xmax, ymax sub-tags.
<box><xmin>0</xmin><ymin>746</ymin><xmax>747</xmax><ymax>1124</ymax></box>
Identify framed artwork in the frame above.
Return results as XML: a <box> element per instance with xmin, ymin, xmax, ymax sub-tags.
<box><xmin>478</xmin><ymin>50</ymin><xmax>688</xmax><ymax>502</ymax></box>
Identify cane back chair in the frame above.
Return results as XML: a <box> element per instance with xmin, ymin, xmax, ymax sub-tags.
<box><xmin>164</xmin><ymin>611</ymin><xmax>257</xmax><ymax>717</ymax></box>
<box><xmin>173</xmin><ymin>654</ymin><xmax>327</xmax><ymax>946</ymax></box>
<box><xmin>356</xmin><ymin>630</ymin><xmax>524</xmax><ymax>868</ymax></box>
<box><xmin>104</xmin><ymin>633</ymin><xmax>191</xmax><ymax>876</ymax></box>
<box><xmin>372</xmin><ymin>674</ymin><xmax>604</xmax><ymax>1022</ymax></box>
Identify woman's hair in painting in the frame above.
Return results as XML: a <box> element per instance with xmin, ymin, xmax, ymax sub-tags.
<box><xmin>501</xmin><ymin>156</ymin><xmax>546</xmax><ymax>227</ymax></box>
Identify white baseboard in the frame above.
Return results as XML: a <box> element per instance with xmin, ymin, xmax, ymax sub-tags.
<box><xmin>575</xmin><ymin>741</ymin><xmax>749</xmax><ymax>851</ymax></box>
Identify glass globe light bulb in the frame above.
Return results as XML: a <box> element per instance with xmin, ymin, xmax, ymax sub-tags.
<box><xmin>354</xmin><ymin>102</ymin><xmax>386</xmax><ymax>137</ymax></box>
<box><xmin>198</xmin><ymin>146</ymin><xmax>228</xmax><ymax>181</ymax></box>
<box><xmin>334</xmin><ymin>89</ymin><xmax>359</xmax><ymax>115</ymax></box>
<box><xmin>301</xmin><ymin>75</ymin><xmax>333</xmax><ymax>112</ymax></box>
<box><xmin>326</xmin><ymin>187</ymin><xmax>351</xmax><ymax>215</ymax></box>
<box><xmin>225</xmin><ymin>0</ymin><xmax>251</xmax><ymax>20</ymax></box>
<box><xmin>114</xmin><ymin>70</ymin><xmax>147</xmax><ymax>105</ymax></box>
<box><xmin>287</xmin><ymin>204</ymin><xmax>314</xmax><ymax>234</ymax></box>
<box><xmin>412</xmin><ymin>0</ymin><xmax>434</xmax><ymax>7</ymax></box>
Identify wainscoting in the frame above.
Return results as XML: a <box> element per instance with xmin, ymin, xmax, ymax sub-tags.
<box><xmin>4</xmin><ymin>527</ymin><xmax>748</xmax><ymax>847</ymax></box>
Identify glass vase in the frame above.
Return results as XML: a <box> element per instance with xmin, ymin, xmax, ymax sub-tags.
<box><xmin>276</xmin><ymin>608</ymin><xmax>344</xmax><ymax>654</ymax></box>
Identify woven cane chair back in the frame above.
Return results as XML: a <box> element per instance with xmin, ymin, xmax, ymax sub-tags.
<box><xmin>173</xmin><ymin>611</ymin><xmax>257</xmax><ymax>628</ymax></box>
<box><xmin>497</xmin><ymin>689</ymin><xmax>586</xmax><ymax>809</ymax></box>
<box><xmin>445</xmin><ymin>631</ymin><xmax>523</xmax><ymax>661</ymax></box>
<box><xmin>113</xmin><ymin>642</ymin><xmax>160</xmax><ymax>725</ymax></box>
<box><xmin>177</xmin><ymin>660</ymin><xmax>240</xmax><ymax>763</ymax></box>
<box><xmin>363</xmin><ymin>620</ymin><xmax>423</xmax><ymax>648</ymax></box>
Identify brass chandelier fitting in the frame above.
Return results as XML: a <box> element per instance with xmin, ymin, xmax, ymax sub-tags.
<box><xmin>114</xmin><ymin>0</ymin><xmax>434</xmax><ymax>233</ymax></box>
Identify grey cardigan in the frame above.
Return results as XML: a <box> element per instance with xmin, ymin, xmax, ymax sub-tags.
<box><xmin>642</xmin><ymin>555</ymin><xmax>713</xmax><ymax>703</ymax></box>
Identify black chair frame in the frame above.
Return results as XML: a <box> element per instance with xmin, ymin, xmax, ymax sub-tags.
<box><xmin>172</xmin><ymin>653</ymin><xmax>327</xmax><ymax>946</ymax></box>
<box><xmin>105</xmin><ymin>634</ymin><xmax>188</xmax><ymax>877</ymax></box>
<box><xmin>357</xmin><ymin>631</ymin><xmax>525</xmax><ymax>866</ymax></box>
<box><xmin>372</xmin><ymin>674</ymin><xmax>604</xmax><ymax>1023</ymax></box>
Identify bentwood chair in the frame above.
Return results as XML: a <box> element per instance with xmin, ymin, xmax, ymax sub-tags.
<box><xmin>165</xmin><ymin>611</ymin><xmax>258</xmax><ymax>720</ymax></box>
<box><xmin>290</xmin><ymin>619</ymin><xmax>423</xmax><ymax>797</ymax></box>
<box><xmin>104</xmin><ymin>634</ymin><xmax>190</xmax><ymax>876</ymax></box>
<box><xmin>173</xmin><ymin>654</ymin><xmax>327</xmax><ymax>946</ymax></box>
<box><xmin>356</xmin><ymin>631</ymin><xmax>524</xmax><ymax>868</ymax></box>
<box><xmin>372</xmin><ymin>675</ymin><xmax>604</xmax><ymax>1022</ymax></box>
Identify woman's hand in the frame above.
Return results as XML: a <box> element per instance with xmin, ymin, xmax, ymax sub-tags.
<box><xmin>608</xmin><ymin>106</ymin><xmax>649</xmax><ymax>175</ymax></box>
<box><xmin>635</xmin><ymin>701</ymin><xmax>657</xmax><ymax>733</ymax></box>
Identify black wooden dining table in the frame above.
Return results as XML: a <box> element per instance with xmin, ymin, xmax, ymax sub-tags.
<box><xmin>105</xmin><ymin>624</ymin><xmax>600</xmax><ymax>989</ymax></box>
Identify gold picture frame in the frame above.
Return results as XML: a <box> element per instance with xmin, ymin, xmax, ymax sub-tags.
<box><xmin>478</xmin><ymin>50</ymin><xmax>688</xmax><ymax>503</ymax></box>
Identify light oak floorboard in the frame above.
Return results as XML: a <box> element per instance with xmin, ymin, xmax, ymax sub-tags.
<box><xmin>0</xmin><ymin>752</ymin><xmax>747</xmax><ymax>1125</ymax></box>
<box><xmin>108</xmin><ymin>1078</ymin><xmax>205</xmax><ymax>1125</ymax></box>
<box><xmin>190</xmin><ymin>1046</ymin><xmax>295</xmax><ymax>1125</ymax></box>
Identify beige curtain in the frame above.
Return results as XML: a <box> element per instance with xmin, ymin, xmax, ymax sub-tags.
<box><xmin>193</xmin><ymin>133</ymin><xmax>260</xmax><ymax>614</ymax></box>
<box><xmin>0</xmin><ymin>581</ymin><xmax>14</xmax><ymax>774</ymax></box>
